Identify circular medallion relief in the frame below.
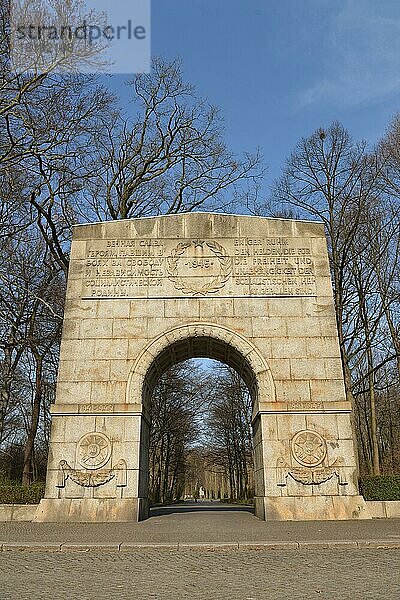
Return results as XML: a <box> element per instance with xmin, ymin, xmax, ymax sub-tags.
<box><xmin>166</xmin><ymin>240</ymin><xmax>232</xmax><ymax>296</ymax></box>
<box><xmin>78</xmin><ymin>432</ymin><xmax>111</xmax><ymax>470</ymax></box>
<box><xmin>291</xmin><ymin>430</ymin><xmax>326</xmax><ymax>467</ymax></box>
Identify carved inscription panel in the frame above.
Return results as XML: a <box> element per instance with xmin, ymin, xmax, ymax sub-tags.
<box><xmin>81</xmin><ymin>236</ymin><xmax>317</xmax><ymax>299</ymax></box>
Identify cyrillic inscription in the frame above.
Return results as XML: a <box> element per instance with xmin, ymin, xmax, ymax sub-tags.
<box><xmin>81</xmin><ymin>237</ymin><xmax>317</xmax><ymax>299</ymax></box>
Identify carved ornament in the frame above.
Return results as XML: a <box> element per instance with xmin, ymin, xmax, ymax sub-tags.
<box><xmin>57</xmin><ymin>459</ymin><xmax>127</xmax><ymax>488</ymax></box>
<box><xmin>77</xmin><ymin>432</ymin><xmax>111</xmax><ymax>469</ymax></box>
<box><xmin>291</xmin><ymin>430</ymin><xmax>327</xmax><ymax>467</ymax></box>
<box><xmin>166</xmin><ymin>240</ymin><xmax>232</xmax><ymax>296</ymax></box>
<box><xmin>277</xmin><ymin>430</ymin><xmax>348</xmax><ymax>488</ymax></box>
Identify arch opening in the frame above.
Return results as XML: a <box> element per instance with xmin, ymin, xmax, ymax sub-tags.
<box><xmin>127</xmin><ymin>322</ymin><xmax>276</xmax><ymax>413</ymax></box>
<box><xmin>147</xmin><ymin>357</ymin><xmax>254</xmax><ymax>508</ymax></box>
<box><xmin>133</xmin><ymin>331</ymin><xmax>272</xmax><ymax>519</ymax></box>
<box><xmin>143</xmin><ymin>336</ymin><xmax>259</xmax><ymax>412</ymax></box>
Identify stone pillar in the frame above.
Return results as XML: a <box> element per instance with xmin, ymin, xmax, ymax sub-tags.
<box><xmin>35</xmin><ymin>406</ymin><xmax>146</xmax><ymax>522</ymax></box>
<box><xmin>253</xmin><ymin>405</ymin><xmax>370</xmax><ymax>520</ymax></box>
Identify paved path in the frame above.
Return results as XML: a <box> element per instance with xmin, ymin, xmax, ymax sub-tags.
<box><xmin>1</xmin><ymin>548</ymin><xmax>399</xmax><ymax>599</ymax></box>
<box><xmin>0</xmin><ymin>502</ymin><xmax>399</xmax><ymax>548</ymax></box>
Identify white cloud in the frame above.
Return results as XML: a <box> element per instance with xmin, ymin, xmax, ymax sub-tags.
<box><xmin>298</xmin><ymin>0</ymin><xmax>400</xmax><ymax>108</ymax></box>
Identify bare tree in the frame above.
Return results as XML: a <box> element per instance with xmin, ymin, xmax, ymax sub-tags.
<box><xmin>272</xmin><ymin>121</ymin><xmax>400</xmax><ymax>475</ymax></box>
<box><xmin>86</xmin><ymin>58</ymin><xmax>263</xmax><ymax>221</ymax></box>
<box><xmin>148</xmin><ymin>361</ymin><xmax>208</xmax><ymax>504</ymax></box>
<box><xmin>1</xmin><ymin>41</ymin><xmax>263</xmax><ymax>487</ymax></box>
<box><xmin>0</xmin><ymin>233</ymin><xmax>63</xmax><ymax>483</ymax></box>
<box><xmin>206</xmin><ymin>366</ymin><xmax>253</xmax><ymax>500</ymax></box>
<box><xmin>273</xmin><ymin>123</ymin><xmax>380</xmax><ymax>404</ymax></box>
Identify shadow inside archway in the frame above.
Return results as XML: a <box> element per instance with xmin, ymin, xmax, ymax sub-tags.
<box><xmin>149</xmin><ymin>501</ymin><xmax>254</xmax><ymax>517</ymax></box>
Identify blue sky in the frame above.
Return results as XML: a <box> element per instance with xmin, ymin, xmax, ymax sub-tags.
<box><xmin>107</xmin><ymin>0</ymin><xmax>400</xmax><ymax>192</ymax></box>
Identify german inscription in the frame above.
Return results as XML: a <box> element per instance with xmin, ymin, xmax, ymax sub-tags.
<box><xmin>82</xmin><ymin>237</ymin><xmax>316</xmax><ymax>299</ymax></box>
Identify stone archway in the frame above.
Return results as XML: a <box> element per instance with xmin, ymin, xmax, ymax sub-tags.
<box><xmin>126</xmin><ymin>323</ymin><xmax>275</xmax><ymax>519</ymax></box>
<box><xmin>127</xmin><ymin>322</ymin><xmax>275</xmax><ymax>408</ymax></box>
<box><xmin>36</xmin><ymin>212</ymin><xmax>371</xmax><ymax>522</ymax></box>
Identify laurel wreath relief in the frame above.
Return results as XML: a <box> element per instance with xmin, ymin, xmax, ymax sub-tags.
<box><xmin>166</xmin><ymin>240</ymin><xmax>232</xmax><ymax>296</ymax></box>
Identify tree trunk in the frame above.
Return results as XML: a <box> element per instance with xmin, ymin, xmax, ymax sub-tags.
<box><xmin>366</xmin><ymin>345</ymin><xmax>380</xmax><ymax>475</ymax></box>
<box><xmin>22</xmin><ymin>353</ymin><xmax>43</xmax><ymax>485</ymax></box>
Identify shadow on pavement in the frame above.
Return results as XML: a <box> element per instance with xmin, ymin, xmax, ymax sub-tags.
<box><xmin>149</xmin><ymin>501</ymin><xmax>254</xmax><ymax>517</ymax></box>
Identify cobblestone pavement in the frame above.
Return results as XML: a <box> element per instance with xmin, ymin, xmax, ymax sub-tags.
<box><xmin>1</xmin><ymin>504</ymin><xmax>399</xmax><ymax>599</ymax></box>
<box><xmin>0</xmin><ymin>548</ymin><xmax>399</xmax><ymax>600</ymax></box>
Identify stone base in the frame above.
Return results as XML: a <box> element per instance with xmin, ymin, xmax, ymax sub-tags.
<box><xmin>367</xmin><ymin>500</ymin><xmax>400</xmax><ymax>519</ymax></box>
<box><xmin>34</xmin><ymin>498</ymin><xmax>142</xmax><ymax>523</ymax></box>
<box><xmin>255</xmin><ymin>496</ymin><xmax>372</xmax><ymax>521</ymax></box>
<box><xmin>0</xmin><ymin>504</ymin><xmax>37</xmax><ymax>522</ymax></box>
